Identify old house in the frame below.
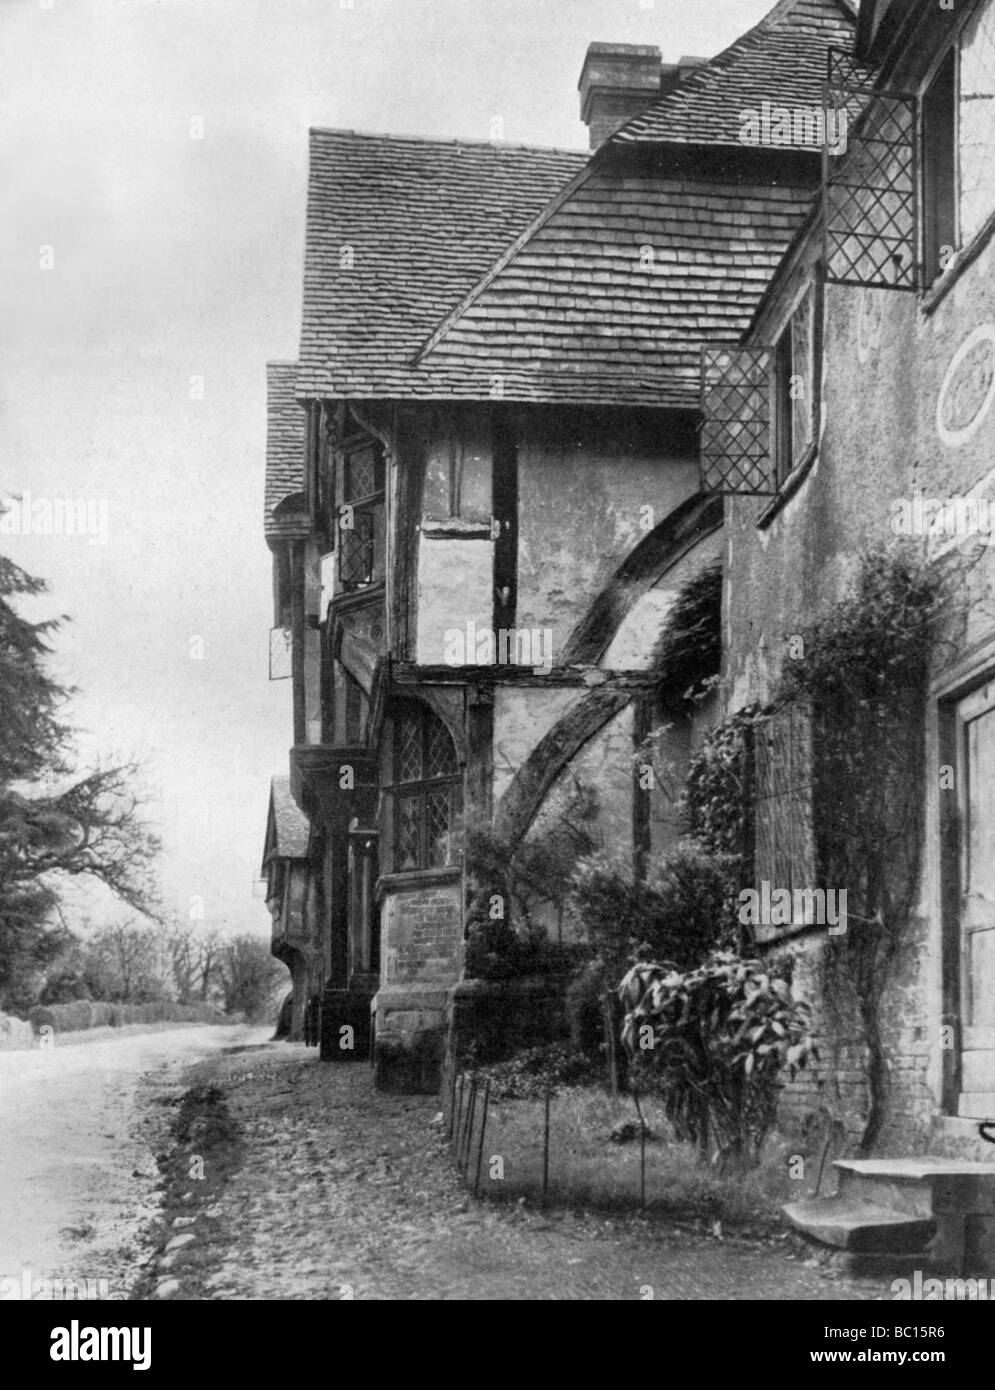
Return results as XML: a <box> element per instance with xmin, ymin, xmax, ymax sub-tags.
<box><xmin>261</xmin><ymin>776</ymin><xmax>320</xmax><ymax>1042</ymax></box>
<box><xmin>703</xmin><ymin>0</ymin><xmax>995</xmax><ymax>1264</ymax></box>
<box><xmin>264</xmin><ymin>0</ymin><xmax>862</xmax><ymax>1091</ymax></box>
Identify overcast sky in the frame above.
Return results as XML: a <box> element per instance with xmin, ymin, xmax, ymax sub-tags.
<box><xmin>0</xmin><ymin>0</ymin><xmax>772</xmax><ymax>938</ymax></box>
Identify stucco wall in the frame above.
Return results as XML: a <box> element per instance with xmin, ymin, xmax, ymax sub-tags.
<box><xmin>415</xmin><ymin>536</ymin><xmax>495</xmax><ymax>666</ymax></box>
<box><xmin>515</xmin><ymin>408</ymin><xmax>698</xmax><ymax>648</ymax></box>
<box><xmin>723</xmin><ymin>219</ymin><xmax>995</xmax><ymax>1147</ymax></box>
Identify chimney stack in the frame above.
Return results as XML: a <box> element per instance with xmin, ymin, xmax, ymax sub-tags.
<box><xmin>578</xmin><ymin>43</ymin><xmax>662</xmax><ymax>150</ymax></box>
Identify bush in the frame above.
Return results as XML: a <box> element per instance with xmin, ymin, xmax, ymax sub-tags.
<box><xmin>569</xmin><ymin>841</ymin><xmax>739</xmax><ymax>976</ymax></box>
<box><xmin>28</xmin><ymin>999</ymin><xmax>223</xmax><ymax>1034</ymax></box>
<box><xmin>475</xmin><ymin>1043</ymin><xmax>600</xmax><ymax>1100</ymax></box>
<box><xmin>620</xmin><ymin>952</ymin><xmax>816</xmax><ymax>1167</ymax></box>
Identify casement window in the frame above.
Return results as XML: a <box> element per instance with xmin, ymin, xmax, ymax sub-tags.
<box><xmin>391</xmin><ymin>702</ymin><xmax>461</xmax><ymax>872</ymax></box>
<box><xmin>959</xmin><ymin>2</ymin><xmax>995</xmax><ymax>248</ymax></box>
<box><xmin>823</xmin><ymin>4</ymin><xmax>995</xmax><ymax>295</ymax></box>
<box><xmin>338</xmin><ymin>441</ymin><xmax>385</xmax><ymax>592</ymax></box>
<box><xmin>700</xmin><ymin>282</ymin><xmax>819</xmax><ymax>500</ymax></box>
<box><xmin>922</xmin><ymin>50</ymin><xmax>958</xmax><ymax>286</ymax></box>
<box><xmin>773</xmin><ymin>287</ymin><xmax>817</xmax><ymax>488</ymax></box>
<box><xmin>823</xmin><ymin>49</ymin><xmax>917</xmax><ymax>290</ymax></box>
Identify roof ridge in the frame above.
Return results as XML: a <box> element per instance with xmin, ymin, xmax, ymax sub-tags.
<box><xmin>610</xmin><ymin>0</ymin><xmax>857</xmax><ymax>145</ymax></box>
<box><xmin>308</xmin><ymin>126</ymin><xmax>587</xmax><ymax>157</ymax></box>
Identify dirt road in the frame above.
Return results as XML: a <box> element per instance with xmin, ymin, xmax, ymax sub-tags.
<box><xmin>144</xmin><ymin>1043</ymin><xmax>884</xmax><ymax>1301</ymax></box>
<box><xmin>0</xmin><ymin>1023</ymin><xmax>265</xmax><ymax>1300</ymax></box>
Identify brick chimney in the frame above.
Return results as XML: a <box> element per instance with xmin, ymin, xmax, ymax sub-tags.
<box><xmin>578</xmin><ymin>43</ymin><xmax>663</xmax><ymax>150</ymax></box>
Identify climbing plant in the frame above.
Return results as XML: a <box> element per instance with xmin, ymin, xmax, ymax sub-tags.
<box><xmin>777</xmin><ymin>550</ymin><xmax>943</xmax><ymax>1154</ymax></box>
<box><xmin>652</xmin><ymin>559</ymin><xmax>722</xmax><ymax>712</ymax></box>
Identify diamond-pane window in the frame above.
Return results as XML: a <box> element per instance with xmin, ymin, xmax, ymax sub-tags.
<box><xmin>397</xmin><ymin>716</ymin><xmax>422</xmax><ymax>784</ymax></box>
<box><xmin>391</xmin><ymin>701</ymin><xmax>461</xmax><ymax>871</ymax></box>
<box><xmin>396</xmin><ymin>794</ymin><xmax>420</xmax><ymax>871</ymax></box>
<box><xmin>345</xmin><ymin>446</ymin><xmax>377</xmax><ymax>502</ymax></box>
<box><xmin>339</xmin><ymin>509</ymin><xmax>375</xmax><ymax>589</ymax></box>
<box><xmin>425</xmin><ymin>788</ymin><xmax>453</xmax><ymax>868</ymax></box>
<box><xmin>427</xmin><ymin>717</ymin><xmax>458</xmax><ymax>777</ymax></box>
<box><xmin>823</xmin><ymin>50</ymin><xmax>917</xmax><ymax>291</ymax></box>
<box><xmin>701</xmin><ymin>347</ymin><xmax>774</xmax><ymax>495</ymax></box>
<box><xmin>960</xmin><ymin>2</ymin><xmax>995</xmax><ymax>245</ymax></box>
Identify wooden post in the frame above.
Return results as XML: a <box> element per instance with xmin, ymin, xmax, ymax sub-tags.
<box><xmin>542</xmin><ymin>1085</ymin><xmax>551</xmax><ymax>1205</ymax></box>
<box><xmin>461</xmin><ymin>1075</ymin><xmax>478</xmax><ymax>1174</ymax></box>
<box><xmin>633</xmin><ymin>1087</ymin><xmax>647</xmax><ymax>1210</ymax></box>
<box><xmin>452</xmin><ymin>1070</ymin><xmax>465</xmax><ymax>1147</ymax></box>
<box><xmin>603</xmin><ymin>994</ymin><xmax>618</xmax><ymax>1097</ymax></box>
<box><xmin>473</xmin><ymin>1081</ymin><xmax>491</xmax><ymax>1197</ymax></box>
<box><xmin>447</xmin><ymin>1056</ymin><xmax>459</xmax><ymax>1139</ymax></box>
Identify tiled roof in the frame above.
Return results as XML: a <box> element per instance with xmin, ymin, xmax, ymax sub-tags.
<box><xmin>264</xmin><ymin>362</ymin><xmax>308</xmax><ymax>542</ymax></box>
<box><xmin>267</xmin><ymin>776</ymin><xmax>310</xmax><ymax>860</ymax></box>
<box><xmin>612</xmin><ymin>0</ymin><xmax>857</xmax><ymax>147</ymax></box>
<box><xmin>412</xmin><ymin>0</ymin><xmax>856</xmax><ymax>407</ymax></box>
<box><xmin>295</xmin><ymin>131</ymin><xmax>586</xmax><ymax>401</ymax></box>
<box><xmin>415</xmin><ymin>168</ymin><xmax>816</xmax><ymax>409</ymax></box>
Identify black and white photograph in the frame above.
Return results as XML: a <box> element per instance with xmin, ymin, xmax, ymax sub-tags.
<box><xmin>2</xmin><ymin>0</ymin><xmax>995</xmax><ymax>1337</ymax></box>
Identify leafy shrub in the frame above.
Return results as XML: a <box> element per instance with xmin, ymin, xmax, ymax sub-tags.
<box><xmin>476</xmin><ymin>1043</ymin><xmax>600</xmax><ymax>1100</ymax></box>
<box><xmin>620</xmin><ymin>952</ymin><xmax>816</xmax><ymax>1167</ymax></box>
<box><xmin>570</xmin><ymin>841</ymin><xmax>739</xmax><ymax>978</ymax></box>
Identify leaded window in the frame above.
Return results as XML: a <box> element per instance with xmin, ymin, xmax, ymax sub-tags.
<box><xmin>391</xmin><ymin>702</ymin><xmax>461</xmax><ymax>871</ymax></box>
<box><xmin>337</xmin><ymin>440</ymin><xmax>385</xmax><ymax>593</ymax></box>
<box><xmin>700</xmin><ymin>284</ymin><xmax>819</xmax><ymax>498</ymax></box>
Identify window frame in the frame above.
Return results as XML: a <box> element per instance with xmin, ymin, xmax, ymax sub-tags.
<box><xmin>336</xmin><ymin>438</ymin><xmax>386</xmax><ymax>594</ymax></box>
<box><xmin>920</xmin><ymin>4</ymin><xmax>995</xmax><ymax>300</ymax></box>
<box><xmin>390</xmin><ymin>703</ymin><xmax>461</xmax><ymax>873</ymax></box>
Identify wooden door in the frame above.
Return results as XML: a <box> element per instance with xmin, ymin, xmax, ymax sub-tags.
<box><xmin>957</xmin><ymin>684</ymin><xmax>995</xmax><ymax>1117</ymax></box>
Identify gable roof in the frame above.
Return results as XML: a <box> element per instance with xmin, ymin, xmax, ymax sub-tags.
<box><xmin>264</xmin><ymin>361</ymin><xmax>308</xmax><ymax>542</ymax></box>
<box><xmin>295</xmin><ymin>131</ymin><xmax>586</xmax><ymax>401</ymax></box>
<box><xmin>612</xmin><ymin>0</ymin><xmax>857</xmax><ymax>147</ymax></box>
<box><xmin>264</xmin><ymin>776</ymin><xmax>310</xmax><ymax>864</ymax></box>
<box><xmin>411</xmin><ymin>0</ymin><xmax>859</xmax><ymax>409</ymax></box>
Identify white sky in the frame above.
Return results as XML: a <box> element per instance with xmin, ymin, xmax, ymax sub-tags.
<box><xmin>0</xmin><ymin>0</ymin><xmax>772</xmax><ymax>937</ymax></box>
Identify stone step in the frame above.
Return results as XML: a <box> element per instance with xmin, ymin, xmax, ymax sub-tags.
<box><xmin>783</xmin><ymin>1197</ymin><xmax>936</xmax><ymax>1254</ymax></box>
<box><xmin>835</xmin><ymin>1157</ymin><xmax>995</xmax><ymax>1217</ymax></box>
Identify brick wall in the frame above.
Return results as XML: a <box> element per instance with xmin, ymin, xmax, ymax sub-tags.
<box><xmin>770</xmin><ymin>920</ymin><xmax>936</xmax><ymax>1154</ymax></box>
<box><xmin>381</xmin><ymin>877</ymin><xmax>462</xmax><ymax>985</ymax></box>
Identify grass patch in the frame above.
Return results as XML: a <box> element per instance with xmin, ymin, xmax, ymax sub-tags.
<box><xmin>470</xmin><ymin>1084</ymin><xmax>806</xmax><ymax>1236</ymax></box>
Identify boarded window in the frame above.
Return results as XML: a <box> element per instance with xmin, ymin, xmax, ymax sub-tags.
<box><xmin>753</xmin><ymin>701</ymin><xmax>816</xmax><ymax>939</ymax></box>
<box><xmin>422</xmin><ymin>414</ymin><xmax>493</xmax><ymax>524</ymax></box>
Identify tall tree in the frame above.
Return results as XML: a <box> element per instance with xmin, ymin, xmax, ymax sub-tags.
<box><xmin>0</xmin><ymin>556</ymin><xmax>161</xmax><ymax>1012</ymax></box>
